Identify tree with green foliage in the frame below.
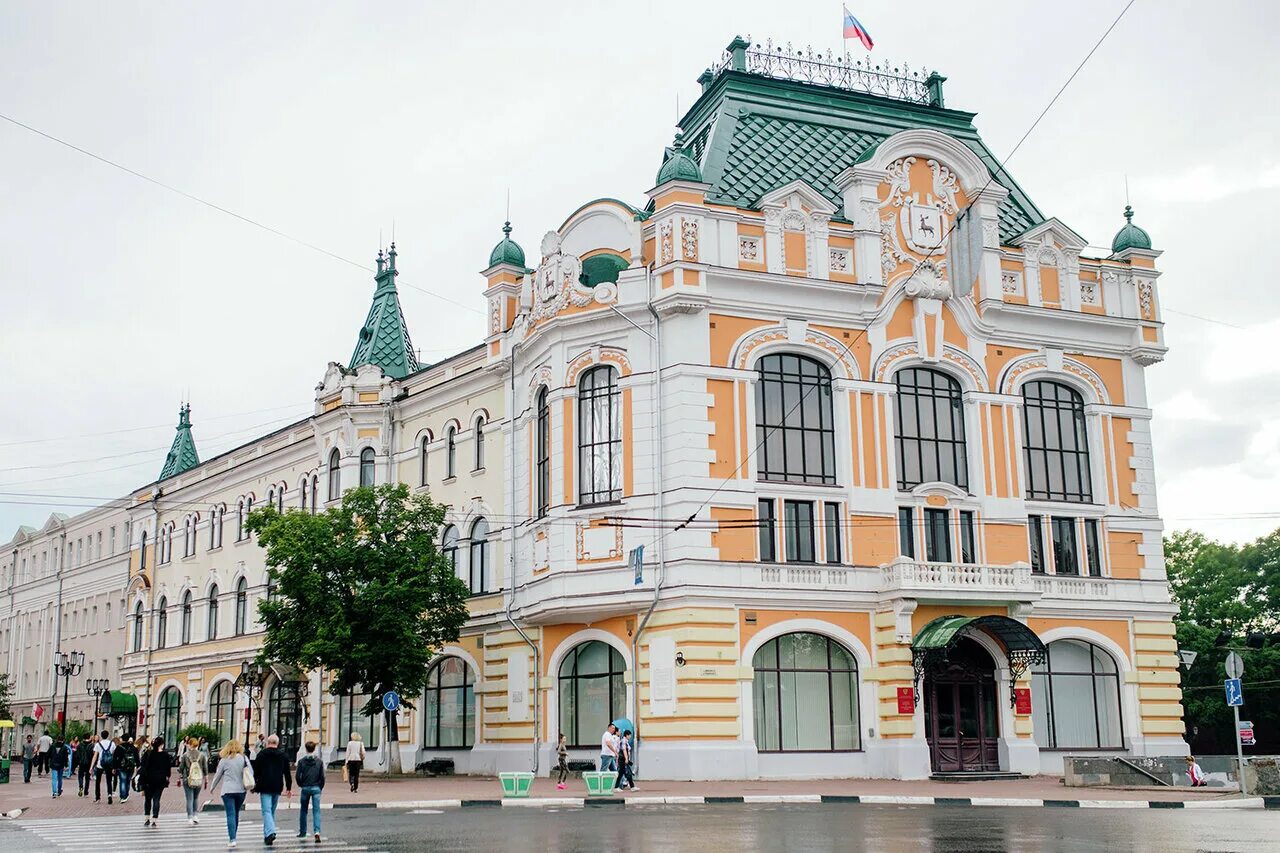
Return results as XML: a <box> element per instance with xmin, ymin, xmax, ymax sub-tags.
<box><xmin>247</xmin><ymin>483</ymin><xmax>470</xmax><ymax>774</ymax></box>
<box><xmin>177</xmin><ymin>722</ymin><xmax>222</xmax><ymax>748</ymax></box>
<box><xmin>0</xmin><ymin>672</ymin><xmax>12</xmax><ymax>721</ymax></box>
<box><xmin>47</xmin><ymin>719</ymin><xmax>93</xmax><ymax>742</ymax></box>
<box><xmin>1165</xmin><ymin>528</ymin><xmax>1280</xmax><ymax>755</ymax></box>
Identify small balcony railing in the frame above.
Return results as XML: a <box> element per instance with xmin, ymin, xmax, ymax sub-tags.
<box><xmin>1032</xmin><ymin>574</ymin><xmax>1114</xmax><ymax>599</ymax></box>
<box><xmin>880</xmin><ymin>558</ymin><xmax>1034</xmax><ymax>596</ymax></box>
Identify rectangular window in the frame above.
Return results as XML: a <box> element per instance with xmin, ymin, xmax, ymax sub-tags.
<box><xmin>823</xmin><ymin>502</ymin><xmax>842</xmax><ymax>563</ymax></box>
<box><xmin>1028</xmin><ymin>515</ymin><xmax>1045</xmax><ymax>573</ymax></box>
<box><xmin>959</xmin><ymin>511</ymin><xmax>976</xmax><ymax>564</ymax></box>
<box><xmin>1084</xmin><ymin>519</ymin><xmax>1102</xmax><ymax>577</ymax></box>
<box><xmin>898</xmin><ymin>507</ymin><xmax>916</xmax><ymax>558</ymax></box>
<box><xmin>1052</xmin><ymin>516</ymin><xmax>1079</xmax><ymax>575</ymax></box>
<box><xmin>110</xmin><ymin>526</ymin><xmax>116</xmax><ymax>555</ymax></box>
<box><xmin>924</xmin><ymin>508</ymin><xmax>951</xmax><ymax>563</ymax></box>
<box><xmin>783</xmin><ymin>500</ymin><xmax>815</xmax><ymax>563</ymax></box>
<box><xmin>758</xmin><ymin>499</ymin><xmax>777</xmax><ymax>562</ymax></box>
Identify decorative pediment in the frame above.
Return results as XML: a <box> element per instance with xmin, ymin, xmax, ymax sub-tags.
<box><xmin>758</xmin><ymin>179</ymin><xmax>838</xmax><ymax>217</ymax></box>
<box><xmin>1011</xmin><ymin>218</ymin><xmax>1086</xmax><ymax>253</ymax></box>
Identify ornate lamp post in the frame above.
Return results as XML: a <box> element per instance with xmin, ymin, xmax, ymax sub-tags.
<box><xmin>233</xmin><ymin>661</ymin><xmax>266</xmax><ymax>746</ymax></box>
<box><xmin>53</xmin><ymin>650</ymin><xmax>85</xmax><ymax>735</ymax></box>
<box><xmin>86</xmin><ymin>678</ymin><xmax>110</xmax><ymax>727</ymax></box>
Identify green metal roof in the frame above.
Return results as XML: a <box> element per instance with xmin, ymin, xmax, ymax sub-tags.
<box><xmin>158</xmin><ymin>403</ymin><xmax>200</xmax><ymax>480</ymax></box>
<box><xmin>1111</xmin><ymin>204</ymin><xmax>1152</xmax><ymax>253</ymax></box>
<box><xmin>580</xmin><ymin>253</ymin><xmax>628</xmax><ymax>287</ymax></box>
<box><xmin>488</xmin><ymin>221</ymin><xmax>526</xmax><ymax>268</ymax></box>
<box><xmin>912</xmin><ymin>614</ymin><xmax>1047</xmax><ymax>655</ymax></box>
<box><xmin>100</xmin><ymin>690</ymin><xmax>138</xmax><ymax>716</ymax></box>
<box><xmin>673</xmin><ymin>70</ymin><xmax>1043</xmax><ymax>243</ymax></box>
<box><xmin>655</xmin><ymin>134</ymin><xmax>704</xmax><ymax>184</ymax></box>
<box><xmin>349</xmin><ymin>244</ymin><xmax>419</xmax><ymax>380</ymax></box>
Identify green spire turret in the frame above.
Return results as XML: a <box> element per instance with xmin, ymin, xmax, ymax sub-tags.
<box><xmin>655</xmin><ymin>131</ymin><xmax>703</xmax><ymax>185</ymax></box>
<box><xmin>488</xmin><ymin>221</ymin><xmax>526</xmax><ymax>268</ymax></box>
<box><xmin>348</xmin><ymin>243</ymin><xmax>420</xmax><ymax>379</ymax></box>
<box><xmin>158</xmin><ymin>403</ymin><xmax>200</xmax><ymax>480</ymax></box>
<box><xmin>1111</xmin><ymin>205</ymin><xmax>1152</xmax><ymax>253</ymax></box>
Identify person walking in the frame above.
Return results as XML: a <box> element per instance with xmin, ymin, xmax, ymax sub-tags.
<box><xmin>294</xmin><ymin>740</ymin><xmax>325</xmax><ymax>843</ymax></box>
<box><xmin>555</xmin><ymin>733</ymin><xmax>569</xmax><ymax>790</ymax></box>
<box><xmin>21</xmin><ymin>735</ymin><xmax>35</xmax><ymax>783</ymax></box>
<box><xmin>73</xmin><ymin>734</ymin><xmax>94</xmax><ymax>797</ymax></box>
<box><xmin>251</xmin><ymin>734</ymin><xmax>292</xmax><ymax>847</ymax></box>
<box><xmin>138</xmin><ymin>737</ymin><xmax>171</xmax><ymax>827</ymax></box>
<box><xmin>36</xmin><ymin>730</ymin><xmax>52</xmax><ymax>776</ymax></box>
<box><xmin>208</xmin><ymin>739</ymin><xmax>251</xmax><ymax>850</ymax></box>
<box><xmin>344</xmin><ymin>731</ymin><xmax>365</xmax><ymax>793</ymax></box>
<box><xmin>614</xmin><ymin>730</ymin><xmax>636</xmax><ymax>791</ymax></box>
<box><xmin>252</xmin><ymin>734</ymin><xmax>266</xmax><ymax>760</ymax></box>
<box><xmin>115</xmin><ymin>736</ymin><xmax>137</xmax><ymax>803</ymax></box>
<box><xmin>91</xmin><ymin>729</ymin><xmax>117</xmax><ymax>804</ymax></box>
<box><xmin>47</xmin><ymin>737</ymin><xmax>67</xmax><ymax>797</ymax></box>
<box><xmin>599</xmin><ymin>724</ymin><xmax>618</xmax><ymax>773</ymax></box>
<box><xmin>179</xmin><ymin>736</ymin><xmax>208</xmax><ymax>825</ymax></box>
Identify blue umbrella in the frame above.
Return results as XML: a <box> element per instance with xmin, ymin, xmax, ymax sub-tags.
<box><xmin>611</xmin><ymin>717</ymin><xmax>634</xmax><ymax>735</ymax></box>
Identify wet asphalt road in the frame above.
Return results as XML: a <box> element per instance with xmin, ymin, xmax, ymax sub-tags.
<box><xmin>3</xmin><ymin>803</ymin><xmax>1278</xmax><ymax>852</ymax></box>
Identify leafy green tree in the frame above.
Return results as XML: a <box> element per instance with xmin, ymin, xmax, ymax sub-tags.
<box><xmin>177</xmin><ymin>722</ymin><xmax>222</xmax><ymax>748</ymax></box>
<box><xmin>0</xmin><ymin>672</ymin><xmax>12</xmax><ymax>721</ymax></box>
<box><xmin>247</xmin><ymin>483</ymin><xmax>470</xmax><ymax>774</ymax></box>
<box><xmin>1166</xmin><ymin>529</ymin><xmax>1280</xmax><ymax>754</ymax></box>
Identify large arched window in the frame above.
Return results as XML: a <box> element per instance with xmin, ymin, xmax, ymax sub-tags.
<box><xmin>270</xmin><ymin>681</ymin><xmax>303</xmax><ymax>756</ymax></box>
<box><xmin>445</xmin><ymin>426</ymin><xmax>457</xmax><ymax>479</ymax></box>
<box><xmin>420</xmin><ymin>435</ymin><xmax>431</xmax><ymax>487</ymax></box>
<box><xmin>359</xmin><ymin>448</ymin><xmax>376</xmax><ymax>488</ymax></box>
<box><xmin>473</xmin><ymin>416</ymin><xmax>486</xmax><ymax>470</ymax></box>
<box><xmin>155</xmin><ymin>596</ymin><xmax>168</xmax><ymax>649</ymax></box>
<box><xmin>558</xmin><ymin>641</ymin><xmax>626</xmax><ymax>748</ymax></box>
<box><xmin>1032</xmin><ymin>639</ymin><xmax>1123</xmax><ymax>749</ymax></box>
<box><xmin>157</xmin><ymin>686</ymin><xmax>181</xmax><ymax>748</ymax></box>
<box><xmin>442</xmin><ymin>526</ymin><xmax>459</xmax><ymax>578</ymax></box>
<box><xmin>234</xmin><ymin>577</ymin><xmax>248</xmax><ymax>636</ymax></box>
<box><xmin>207</xmin><ymin>585</ymin><xmax>220</xmax><ymax>641</ymax></box>
<box><xmin>423</xmin><ymin>656</ymin><xmax>475</xmax><ymax>749</ymax></box>
<box><xmin>753</xmin><ymin>632</ymin><xmax>859</xmax><ymax>752</ymax></box>
<box><xmin>535</xmin><ymin>387</ymin><xmax>550</xmax><ymax>517</ymax></box>
<box><xmin>469</xmin><ymin>518</ymin><xmax>490</xmax><ymax>594</ymax></box>
<box><xmin>180</xmin><ymin>591</ymin><xmax>192</xmax><ymax>645</ymax></box>
<box><xmin>208</xmin><ymin>681</ymin><xmax>234</xmax><ymax>748</ymax></box>
<box><xmin>132</xmin><ymin>601</ymin><xmax>144</xmax><ymax>652</ymax></box>
<box><xmin>328</xmin><ymin>449</ymin><xmax>341</xmax><ymax>501</ymax></box>
<box><xmin>894</xmin><ymin>367</ymin><xmax>968</xmax><ymax>490</ymax></box>
<box><xmin>578</xmin><ymin>366</ymin><xmax>622</xmax><ymax>504</ymax></box>
<box><xmin>337</xmin><ymin>689</ymin><xmax>379</xmax><ymax>748</ymax></box>
<box><xmin>1022</xmin><ymin>380</ymin><xmax>1092</xmax><ymax>503</ymax></box>
<box><xmin>755</xmin><ymin>354</ymin><xmax>836</xmax><ymax>484</ymax></box>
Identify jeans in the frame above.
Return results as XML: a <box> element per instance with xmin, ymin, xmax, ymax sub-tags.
<box><xmin>119</xmin><ymin>771</ymin><xmax>131</xmax><ymax>800</ymax></box>
<box><xmin>222</xmin><ymin>792</ymin><xmax>246</xmax><ymax>841</ymax></box>
<box><xmin>95</xmin><ymin>767</ymin><xmax>115</xmax><ymax>800</ymax></box>
<box><xmin>599</xmin><ymin>754</ymin><xmax>617</xmax><ymax>772</ymax></box>
<box><xmin>260</xmin><ymin>792</ymin><xmax>281</xmax><ymax>838</ymax></box>
<box><xmin>299</xmin><ymin>786</ymin><xmax>322</xmax><ymax>835</ymax></box>
<box><xmin>50</xmin><ymin>768</ymin><xmax>63</xmax><ymax>796</ymax></box>
<box><xmin>184</xmin><ymin>784</ymin><xmax>201</xmax><ymax>817</ymax></box>
<box><xmin>22</xmin><ymin>757</ymin><xmax>32</xmax><ymax>783</ymax></box>
<box><xmin>143</xmin><ymin>786</ymin><xmax>163</xmax><ymax>818</ymax></box>
<box><xmin>77</xmin><ymin>765</ymin><xmax>90</xmax><ymax>795</ymax></box>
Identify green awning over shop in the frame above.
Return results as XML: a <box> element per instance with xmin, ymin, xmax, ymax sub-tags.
<box><xmin>101</xmin><ymin>690</ymin><xmax>138</xmax><ymax>716</ymax></box>
<box><xmin>912</xmin><ymin>615</ymin><xmax>1047</xmax><ymax>656</ymax></box>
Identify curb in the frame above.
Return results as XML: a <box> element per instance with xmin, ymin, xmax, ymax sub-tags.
<box><xmin>198</xmin><ymin>794</ymin><xmax>1275</xmax><ymax>812</ymax></box>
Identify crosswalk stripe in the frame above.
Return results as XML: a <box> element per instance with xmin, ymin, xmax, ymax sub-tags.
<box><xmin>12</xmin><ymin>818</ymin><xmax>386</xmax><ymax>852</ymax></box>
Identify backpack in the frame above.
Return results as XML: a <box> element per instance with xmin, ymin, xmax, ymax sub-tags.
<box><xmin>186</xmin><ymin>756</ymin><xmax>204</xmax><ymax>787</ymax></box>
<box><xmin>99</xmin><ymin>742</ymin><xmax>114</xmax><ymax>769</ymax></box>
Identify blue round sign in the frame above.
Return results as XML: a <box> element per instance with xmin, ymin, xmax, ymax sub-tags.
<box><xmin>382</xmin><ymin>691</ymin><xmax>401</xmax><ymax>712</ymax></box>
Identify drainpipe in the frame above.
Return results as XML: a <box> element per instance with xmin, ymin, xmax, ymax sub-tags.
<box><xmin>502</xmin><ymin>336</ymin><xmax>541</xmax><ymax>774</ymax></box>
<box><xmin>50</xmin><ymin>530</ymin><xmax>66</xmax><ymax>730</ymax></box>
<box><xmin>630</xmin><ymin>262</ymin><xmax>664</xmax><ymax>776</ymax></box>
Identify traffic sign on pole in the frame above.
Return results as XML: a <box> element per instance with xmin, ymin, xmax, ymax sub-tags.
<box><xmin>1224</xmin><ymin>678</ymin><xmax>1244</xmax><ymax>707</ymax></box>
<box><xmin>1238</xmin><ymin>720</ymin><xmax>1256</xmax><ymax>746</ymax></box>
<box><xmin>382</xmin><ymin>691</ymin><xmax>401</xmax><ymax>713</ymax></box>
<box><xmin>1225</xmin><ymin>651</ymin><xmax>1245</xmax><ymax>679</ymax></box>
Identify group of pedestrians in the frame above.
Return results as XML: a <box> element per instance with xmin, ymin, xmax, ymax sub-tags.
<box><xmin>206</xmin><ymin>734</ymin><xmax>324</xmax><ymax>849</ymax></box>
<box><xmin>20</xmin><ymin>730</ymin><xmax>138</xmax><ymax>801</ymax></box>
<box><xmin>597</xmin><ymin>723</ymin><xmax>636</xmax><ymax>791</ymax></box>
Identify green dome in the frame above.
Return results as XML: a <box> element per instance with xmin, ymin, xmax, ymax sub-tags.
<box><xmin>488</xmin><ymin>221</ymin><xmax>526</xmax><ymax>268</ymax></box>
<box><xmin>655</xmin><ymin>133</ymin><xmax>703</xmax><ymax>184</ymax></box>
<box><xmin>1111</xmin><ymin>205</ymin><xmax>1152</xmax><ymax>253</ymax></box>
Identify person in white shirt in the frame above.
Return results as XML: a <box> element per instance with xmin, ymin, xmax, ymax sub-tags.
<box><xmin>599</xmin><ymin>724</ymin><xmax>619</xmax><ymax>773</ymax></box>
<box><xmin>344</xmin><ymin>732</ymin><xmax>366</xmax><ymax>793</ymax></box>
<box><xmin>37</xmin><ymin>732</ymin><xmax>53</xmax><ymax>776</ymax></box>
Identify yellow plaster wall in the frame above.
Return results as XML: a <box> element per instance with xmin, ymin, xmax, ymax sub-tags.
<box><xmin>707</xmin><ymin>379</ymin><xmax>737</xmax><ymax>479</ymax></box>
<box><xmin>711</xmin><ymin>506</ymin><xmax>755</xmax><ymax>561</ymax></box>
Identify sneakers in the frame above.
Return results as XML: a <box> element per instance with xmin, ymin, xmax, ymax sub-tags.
<box><xmin>193</xmin><ymin>817</ymin><xmax>200</xmax><ymax>825</ymax></box>
<box><xmin>227</xmin><ymin>843</ymin><xmax>237</xmax><ymax>850</ymax></box>
<box><xmin>296</xmin><ymin>833</ymin><xmax>307</xmax><ymax>839</ymax></box>
<box><xmin>144</xmin><ymin>819</ymin><xmax>151</xmax><ymax>827</ymax></box>
<box><xmin>265</xmin><ymin>833</ymin><xmax>277</xmax><ymax>847</ymax></box>
<box><xmin>556</xmin><ymin>782</ymin><xmax>566</xmax><ymax>790</ymax></box>
<box><xmin>108</xmin><ymin>796</ymin><xmax>113</xmax><ymax>804</ymax></box>
<box><xmin>190</xmin><ymin>818</ymin><xmax>198</xmax><ymax>826</ymax></box>
<box><xmin>314</xmin><ymin>834</ymin><xmax>322</xmax><ymax>844</ymax></box>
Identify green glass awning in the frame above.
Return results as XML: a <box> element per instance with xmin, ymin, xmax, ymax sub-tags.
<box><xmin>100</xmin><ymin>690</ymin><xmax>138</xmax><ymax>716</ymax></box>
<box><xmin>912</xmin><ymin>614</ymin><xmax>1047</xmax><ymax>655</ymax></box>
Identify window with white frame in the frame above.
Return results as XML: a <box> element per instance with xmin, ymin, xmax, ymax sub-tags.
<box><xmin>1028</xmin><ymin>515</ymin><xmax>1102</xmax><ymax>576</ymax></box>
<box><xmin>894</xmin><ymin>367</ymin><xmax>968</xmax><ymax>490</ymax></box>
<box><xmin>1022</xmin><ymin>380</ymin><xmax>1092</xmax><ymax>503</ymax></box>
<box><xmin>755</xmin><ymin>354</ymin><xmax>836</xmax><ymax>485</ymax></box>
<box><xmin>180</xmin><ymin>591</ymin><xmax>192</xmax><ymax>645</ymax></box>
<box><xmin>473</xmin><ymin>416</ymin><xmax>486</xmax><ymax>471</ymax></box>
<box><xmin>359</xmin><ymin>447</ymin><xmax>376</xmax><ymax>488</ymax></box>
<box><xmin>445</xmin><ymin>426</ymin><xmax>457</xmax><ymax>479</ymax></box>
<box><xmin>898</xmin><ymin>506</ymin><xmax>977</xmax><ymax>563</ymax></box>
<box><xmin>577</xmin><ymin>366</ymin><xmax>622</xmax><ymax>504</ymax></box>
<box><xmin>468</xmin><ymin>518</ymin><xmax>490</xmax><ymax>594</ymax></box>
<box><xmin>420</xmin><ymin>435</ymin><xmax>430</xmax><ymax>487</ymax></box>
<box><xmin>1032</xmin><ymin>639</ymin><xmax>1123</xmax><ymax>749</ymax></box>
<box><xmin>328</xmin><ymin>449</ymin><xmax>341</xmax><ymax>501</ymax></box>
<box><xmin>535</xmin><ymin>387</ymin><xmax>550</xmax><ymax>517</ymax></box>
<box><xmin>758</xmin><ymin>498</ymin><xmax>845</xmax><ymax>564</ymax></box>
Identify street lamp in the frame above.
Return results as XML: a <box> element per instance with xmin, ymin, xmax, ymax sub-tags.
<box><xmin>86</xmin><ymin>678</ymin><xmax>110</xmax><ymax>725</ymax></box>
<box><xmin>233</xmin><ymin>660</ymin><xmax>266</xmax><ymax>746</ymax></box>
<box><xmin>53</xmin><ymin>650</ymin><xmax>86</xmax><ymax>736</ymax></box>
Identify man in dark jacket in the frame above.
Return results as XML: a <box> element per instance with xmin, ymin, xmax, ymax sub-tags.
<box><xmin>251</xmin><ymin>735</ymin><xmax>293</xmax><ymax>846</ymax></box>
<box><xmin>73</xmin><ymin>735</ymin><xmax>94</xmax><ymax>797</ymax></box>
<box><xmin>294</xmin><ymin>741</ymin><xmax>325</xmax><ymax>842</ymax></box>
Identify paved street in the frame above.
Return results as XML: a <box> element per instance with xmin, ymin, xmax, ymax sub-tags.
<box><xmin>3</xmin><ymin>803</ymin><xmax>1278</xmax><ymax>852</ymax></box>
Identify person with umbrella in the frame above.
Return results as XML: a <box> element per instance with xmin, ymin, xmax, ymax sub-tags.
<box><xmin>611</xmin><ymin>718</ymin><xmax>635</xmax><ymax>791</ymax></box>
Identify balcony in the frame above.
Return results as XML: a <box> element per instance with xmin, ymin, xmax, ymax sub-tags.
<box><xmin>1032</xmin><ymin>574</ymin><xmax>1115</xmax><ymax>600</ymax></box>
<box><xmin>879</xmin><ymin>558</ymin><xmax>1036</xmax><ymax>601</ymax></box>
<box><xmin>759</xmin><ymin>564</ymin><xmax>853</xmax><ymax>588</ymax></box>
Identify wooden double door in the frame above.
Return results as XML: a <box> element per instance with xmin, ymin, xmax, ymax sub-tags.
<box><xmin>924</xmin><ymin>639</ymin><xmax>1001</xmax><ymax>773</ymax></box>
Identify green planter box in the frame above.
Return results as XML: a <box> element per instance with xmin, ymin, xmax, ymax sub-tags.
<box><xmin>499</xmin><ymin>771</ymin><xmax>535</xmax><ymax>798</ymax></box>
<box><xmin>582</xmin><ymin>770</ymin><xmax>616</xmax><ymax>797</ymax></box>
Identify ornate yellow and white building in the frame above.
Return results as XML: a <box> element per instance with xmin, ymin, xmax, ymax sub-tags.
<box><xmin>2</xmin><ymin>38</ymin><xmax>1185</xmax><ymax>779</ymax></box>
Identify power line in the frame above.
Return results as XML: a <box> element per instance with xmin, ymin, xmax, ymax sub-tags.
<box><xmin>0</xmin><ymin>402</ymin><xmax>311</xmax><ymax>449</ymax></box>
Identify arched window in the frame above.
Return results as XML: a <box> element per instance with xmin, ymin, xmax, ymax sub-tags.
<box><xmin>209</xmin><ymin>506</ymin><xmax>222</xmax><ymax>549</ymax></box>
<box><xmin>894</xmin><ymin>367</ymin><xmax>968</xmax><ymax>490</ymax></box>
<box><xmin>328</xmin><ymin>449</ymin><xmax>341</xmax><ymax>501</ymax></box>
<box><xmin>270</xmin><ymin>681</ymin><xmax>303</xmax><ymax>756</ymax></box>
<box><xmin>442</xmin><ymin>526</ymin><xmax>459</xmax><ymax>577</ymax></box>
<box><xmin>752</xmin><ymin>632</ymin><xmax>859</xmax><ymax>751</ymax></box>
<box><xmin>1022</xmin><ymin>380</ymin><xmax>1092</xmax><ymax>503</ymax></box>
<box><xmin>473</xmin><ymin>416</ymin><xmax>486</xmax><ymax>470</ymax></box>
<box><xmin>207</xmin><ymin>585</ymin><xmax>220</xmax><ymax>641</ymax></box>
<box><xmin>445</xmin><ymin>427</ymin><xmax>457</xmax><ymax>479</ymax></box>
<box><xmin>155</xmin><ymin>596</ymin><xmax>168</xmax><ymax>649</ymax></box>
<box><xmin>300</xmin><ymin>478</ymin><xmax>309</xmax><ymax>509</ymax></box>
<box><xmin>132</xmin><ymin>601</ymin><xmax>144</xmax><ymax>652</ymax></box>
<box><xmin>266</xmin><ymin>486</ymin><xmax>277</xmax><ymax>511</ymax></box>
<box><xmin>180</xmin><ymin>591</ymin><xmax>192</xmax><ymax>645</ymax></box>
<box><xmin>1032</xmin><ymin>639</ymin><xmax>1123</xmax><ymax>749</ymax></box>
<box><xmin>276</xmin><ymin>484</ymin><xmax>285</xmax><ymax>512</ymax></box>
<box><xmin>420</xmin><ymin>435</ymin><xmax>431</xmax><ymax>486</ymax></box>
<box><xmin>208</xmin><ymin>681</ymin><xmax>234</xmax><ymax>748</ymax></box>
<box><xmin>578</xmin><ymin>366</ymin><xmax>622</xmax><ymax>504</ymax></box>
<box><xmin>157</xmin><ymin>686</ymin><xmax>181</xmax><ymax>749</ymax></box>
<box><xmin>140</xmin><ymin>529</ymin><xmax>148</xmax><ymax>570</ymax></box>
<box><xmin>234</xmin><ymin>577</ymin><xmax>248</xmax><ymax>636</ymax></box>
<box><xmin>183</xmin><ymin>516</ymin><xmax>195</xmax><ymax>557</ymax></box>
<box><xmin>469</xmin><ymin>518</ymin><xmax>490</xmax><ymax>594</ymax></box>
<box><xmin>423</xmin><ymin>656</ymin><xmax>475</xmax><ymax>748</ymax></box>
<box><xmin>359</xmin><ymin>447</ymin><xmax>376</xmax><ymax>488</ymax></box>
<box><xmin>755</xmin><ymin>354</ymin><xmax>836</xmax><ymax>484</ymax></box>
<box><xmin>310</xmin><ymin>475</ymin><xmax>319</xmax><ymax>513</ymax></box>
<box><xmin>558</xmin><ymin>641</ymin><xmax>626</xmax><ymax>748</ymax></box>
<box><xmin>535</xmin><ymin>387</ymin><xmax>550</xmax><ymax>517</ymax></box>
<box><xmin>236</xmin><ymin>498</ymin><xmax>247</xmax><ymax>542</ymax></box>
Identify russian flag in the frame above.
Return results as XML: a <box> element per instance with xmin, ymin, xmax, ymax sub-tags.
<box><xmin>843</xmin><ymin>6</ymin><xmax>874</xmax><ymax>51</ymax></box>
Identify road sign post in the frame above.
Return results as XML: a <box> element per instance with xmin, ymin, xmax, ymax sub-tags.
<box><xmin>1224</xmin><ymin>653</ymin><xmax>1248</xmax><ymax>796</ymax></box>
<box><xmin>382</xmin><ymin>691</ymin><xmax>401</xmax><ymax>713</ymax></box>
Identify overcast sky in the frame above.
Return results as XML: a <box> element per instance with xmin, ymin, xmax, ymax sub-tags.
<box><xmin>1</xmin><ymin>1</ymin><xmax>1276</xmax><ymax>544</ymax></box>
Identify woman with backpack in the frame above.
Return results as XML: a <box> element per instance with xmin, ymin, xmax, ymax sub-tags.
<box><xmin>179</xmin><ymin>736</ymin><xmax>208</xmax><ymax>825</ymax></box>
<box><xmin>208</xmin><ymin>738</ymin><xmax>251</xmax><ymax>850</ymax></box>
<box><xmin>138</xmin><ymin>737</ymin><xmax>171</xmax><ymax>827</ymax></box>
<box><xmin>47</xmin><ymin>738</ymin><xmax>68</xmax><ymax>797</ymax></box>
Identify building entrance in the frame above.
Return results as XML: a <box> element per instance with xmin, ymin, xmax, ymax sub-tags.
<box><xmin>924</xmin><ymin>638</ymin><xmax>1000</xmax><ymax>772</ymax></box>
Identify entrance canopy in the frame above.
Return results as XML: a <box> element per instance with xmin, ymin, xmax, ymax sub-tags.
<box><xmin>98</xmin><ymin>690</ymin><xmax>138</xmax><ymax>717</ymax></box>
<box><xmin>911</xmin><ymin>615</ymin><xmax>1047</xmax><ymax>706</ymax></box>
